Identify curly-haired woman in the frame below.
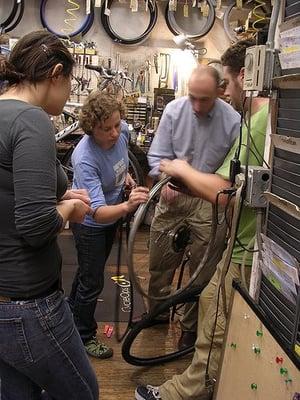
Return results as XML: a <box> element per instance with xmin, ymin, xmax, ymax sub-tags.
<box><xmin>68</xmin><ymin>91</ymin><xmax>149</xmax><ymax>358</ymax></box>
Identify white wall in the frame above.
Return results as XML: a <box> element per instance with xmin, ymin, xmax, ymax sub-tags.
<box><xmin>3</xmin><ymin>0</ymin><xmax>231</xmax><ymax>97</ymax></box>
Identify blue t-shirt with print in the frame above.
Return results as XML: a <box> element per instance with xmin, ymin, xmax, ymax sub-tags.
<box><xmin>71</xmin><ymin>121</ymin><xmax>129</xmax><ymax>227</ymax></box>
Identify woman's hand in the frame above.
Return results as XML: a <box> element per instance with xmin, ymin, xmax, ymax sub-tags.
<box><xmin>57</xmin><ymin>199</ymin><xmax>93</xmax><ymax>224</ymax></box>
<box><xmin>125</xmin><ymin>186</ymin><xmax>149</xmax><ymax>213</ymax></box>
<box><xmin>62</xmin><ymin>189</ymin><xmax>91</xmax><ymax>205</ymax></box>
<box><xmin>125</xmin><ymin>173</ymin><xmax>136</xmax><ymax>190</ymax></box>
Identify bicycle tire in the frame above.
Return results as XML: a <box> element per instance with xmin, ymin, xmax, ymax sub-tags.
<box><xmin>122</xmin><ymin>285</ymin><xmax>204</xmax><ymax>366</ymax></box>
<box><xmin>0</xmin><ymin>1</ymin><xmax>18</xmax><ymax>30</ymax></box>
<box><xmin>100</xmin><ymin>0</ymin><xmax>157</xmax><ymax>45</ymax></box>
<box><xmin>128</xmin><ymin>149</ymin><xmax>145</xmax><ymax>187</ymax></box>
<box><xmin>40</xmin><ymin>0</ymin><xmax>94</xmax><ymax>38</ymax></box>
<box><xmin>165</xmin><ymin>0</ymin><xmax>215</xmax><ymax>39</ymax></box>
<box><xmin>0</xmin><ymin>0</ymin><xmax>24</xmax><ymax>33</ymax></box>
<box><xmin>127</xmin><ymin>177</ymin><xmax>218</xmax><ymax>302</ymax></box>
<box><xmin>223</xmin><ymin>1</ymin><xmax>240</xmax><ymax>43</ymax></box>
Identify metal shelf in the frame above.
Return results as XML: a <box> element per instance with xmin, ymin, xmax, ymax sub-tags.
<box><xmin>273</xmin><ymin>74</ymin><xmax>300</xmax><ymax>89</ymax></box>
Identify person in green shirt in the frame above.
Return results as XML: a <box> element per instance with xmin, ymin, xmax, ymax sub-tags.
<box><xmin>135</xmin><ymin>39</ymin><xmax>269</xmax><ymax>400</ymax></box>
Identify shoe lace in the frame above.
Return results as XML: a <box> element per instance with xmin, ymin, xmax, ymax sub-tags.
<box><xmin>146</xmin><ymin>385</ymin><xmax>161</xmax><ymax>399</ymax></box>
<box><xmin>87</xmin><ymin>338</ymin><xmax>109</xmax><ymax>352</ymax></box>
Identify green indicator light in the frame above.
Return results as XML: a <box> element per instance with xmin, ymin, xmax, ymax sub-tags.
<box><xmin>251</xmin><ymin>383</ymin><xmax>258</xmax><ymax>390</ymax></box>
<box><xmin>280</xmin><ymin>367</ymin><xmax>288</xmax><ymax>375</ymax></box>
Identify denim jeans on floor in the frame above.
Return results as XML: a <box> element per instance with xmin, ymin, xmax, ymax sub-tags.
<box><xmin>0</xmin><ymin>290</ymin><xmax>98</xmax><ymax>400</ymax></box>
<box><xmin>69</xmin><ymin>222</ymin><xmax>118</xmax><ymax>343</ymax></box>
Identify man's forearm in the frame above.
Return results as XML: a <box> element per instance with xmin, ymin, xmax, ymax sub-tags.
<box><xmin>179</xmin><ymin>166</ymin><xmax>232</xmax><ymax>204</ymax></box>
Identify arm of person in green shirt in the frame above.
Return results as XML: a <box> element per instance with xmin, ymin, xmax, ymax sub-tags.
<box><xmin>159</xmin><ymin>159</ymin><xmax>232</xmax><ymax>205</ymax></box>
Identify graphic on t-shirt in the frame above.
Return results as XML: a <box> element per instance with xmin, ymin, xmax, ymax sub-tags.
<box><xmin>114</xmin><ymin>158</ymin><xmax>126</xmax><ymax>187</ymax></box>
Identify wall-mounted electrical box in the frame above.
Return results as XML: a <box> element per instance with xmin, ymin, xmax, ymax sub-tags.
<box><xmin>244</xmin><ymin>45</ymin><xmax>267</xmax><ymax>91</ymax></box>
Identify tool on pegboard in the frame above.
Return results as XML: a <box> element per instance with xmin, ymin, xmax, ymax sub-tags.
<box><xmin>153</xmin><ymin>53</ymin><xmax>158</xmax><ymax>74</ymax></box>
<box><xmin>158</xmin><ymin>53</ymin><xmax>170</xmax><ymax>88</ymax></box>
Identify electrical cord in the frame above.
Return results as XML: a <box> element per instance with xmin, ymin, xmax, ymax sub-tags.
<box><xmin>242</xmin><ymin>103</ymin><xmax>270</xmax><ymax>168</ymax></box>
<box><xmin>205</xmin><ymin>180</ymin><xmax>244</xmax><ymax>391</ymax></box>
<box><xmin>216</xmin><ymin>188</ymin><xmax>236</xmax><ymax>226</ymax></box>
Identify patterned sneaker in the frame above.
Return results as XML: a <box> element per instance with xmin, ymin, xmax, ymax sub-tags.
<box><xmin>84</xmin><ymin>337</ymin><xmax>113</xmax><ymax>359</ymax></box>
<box><xmin>135</xmin><ymin>385</ymin><xmax>161</xmax><ymax>400</ymax></box>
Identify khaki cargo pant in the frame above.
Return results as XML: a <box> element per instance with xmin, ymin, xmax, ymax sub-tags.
<box><xmin>159</xmin><ymin>254</ymin><xmax>251</xmax><ymax>400</ymax></box>
<box><xmin>148</xmin><ymin>193</ymin><xmax>227</xmax><ymax>332</ymax></box>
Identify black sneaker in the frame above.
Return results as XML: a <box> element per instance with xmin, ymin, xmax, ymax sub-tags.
<box><xmin>135</xmin><ymin>385</ymin><xmax>161</xmax><ymax>400</ymax></box>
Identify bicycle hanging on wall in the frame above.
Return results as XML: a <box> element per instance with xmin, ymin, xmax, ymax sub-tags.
<box><xmin>0</xmin><ymin>0</ymin><xmax>24</xmax><ymax>33</ymax></box>
<box><xmin>40</xmin><ymin>0</ymin><xmax>94</xmax><ymax>39</ymax></box>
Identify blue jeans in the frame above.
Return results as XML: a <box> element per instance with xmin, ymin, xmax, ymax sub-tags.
<box><xmin>0</xmin><ymin>290</ymin><xmax>98</xmax><ymax>400</ymax></box>
<box><xmin>69</xmin><ymin>223</ymin><xmax>118</xmax><ymax>343</ymax></box>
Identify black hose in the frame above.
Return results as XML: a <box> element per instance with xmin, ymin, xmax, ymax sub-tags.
<box><xmin>122</xmin><ymin>284</ymin><xmax>205</xmax><ymax>366</ymax></box>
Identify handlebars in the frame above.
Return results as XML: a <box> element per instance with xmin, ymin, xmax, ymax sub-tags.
<box><xmin>85</xmin><ymin>64</ymin><xmax>132</xmax><ymax>82</ymax></box>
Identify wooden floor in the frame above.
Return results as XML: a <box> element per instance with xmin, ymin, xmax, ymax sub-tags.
<box><xmin>91</xmin><ymin>322</ymin><xmax>192</xmax><ymax>399</ymax></box>
<box><xmin>62</xmin><ymin>226</ymin><xmax>193</xmax><ymax>399</ymax></box>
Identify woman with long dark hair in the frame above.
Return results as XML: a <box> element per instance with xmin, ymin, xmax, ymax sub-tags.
<box><xmin>0</xmin><ymin>30</ymin><xmax>98</xmax><ymax>400</ymax></box>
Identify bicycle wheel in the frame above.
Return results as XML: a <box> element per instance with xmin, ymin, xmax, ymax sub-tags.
<box><xmin>128</xmin><ymin>149</ymin><xmax>145</xmax><ymax>187</ymax></box>
<box><xmin>127</xmin><ymin>178</ymin><xmax>218</xmax><ymax>302</ymax></box>
<box><xmin>59</xmin><ymin>136</ymin><xmax>82</xmax><ymax>184</ymax></box>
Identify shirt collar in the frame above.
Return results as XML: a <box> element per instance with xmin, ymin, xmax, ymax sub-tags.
<box><xmin>193</xmin><ymin>102</ymin><xmax>217</xmax><ymax>119</ymax></box>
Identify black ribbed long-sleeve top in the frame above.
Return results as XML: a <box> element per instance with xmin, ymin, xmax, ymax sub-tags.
<box><xmin>0</xmin><ymin>100</ymin><xmax>67</xmax><ymax>298</ymax></box>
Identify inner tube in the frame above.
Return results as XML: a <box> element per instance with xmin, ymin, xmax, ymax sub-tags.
<box><xmin>40</xmin><ymin>0</ymin><xmax>94</xmax><ymax>39</ymax></box>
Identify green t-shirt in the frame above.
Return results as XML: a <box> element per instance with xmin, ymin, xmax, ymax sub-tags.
<box><xmin>216</xmin><ymin>103</ymin><xmax>269</xmax><ymax>265</ymax></box>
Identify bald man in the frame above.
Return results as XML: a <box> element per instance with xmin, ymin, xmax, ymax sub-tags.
<box><xmin>144</xmin><ymin>65</ymin><xmax>240</xmax><ymax>350</ymax></box>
